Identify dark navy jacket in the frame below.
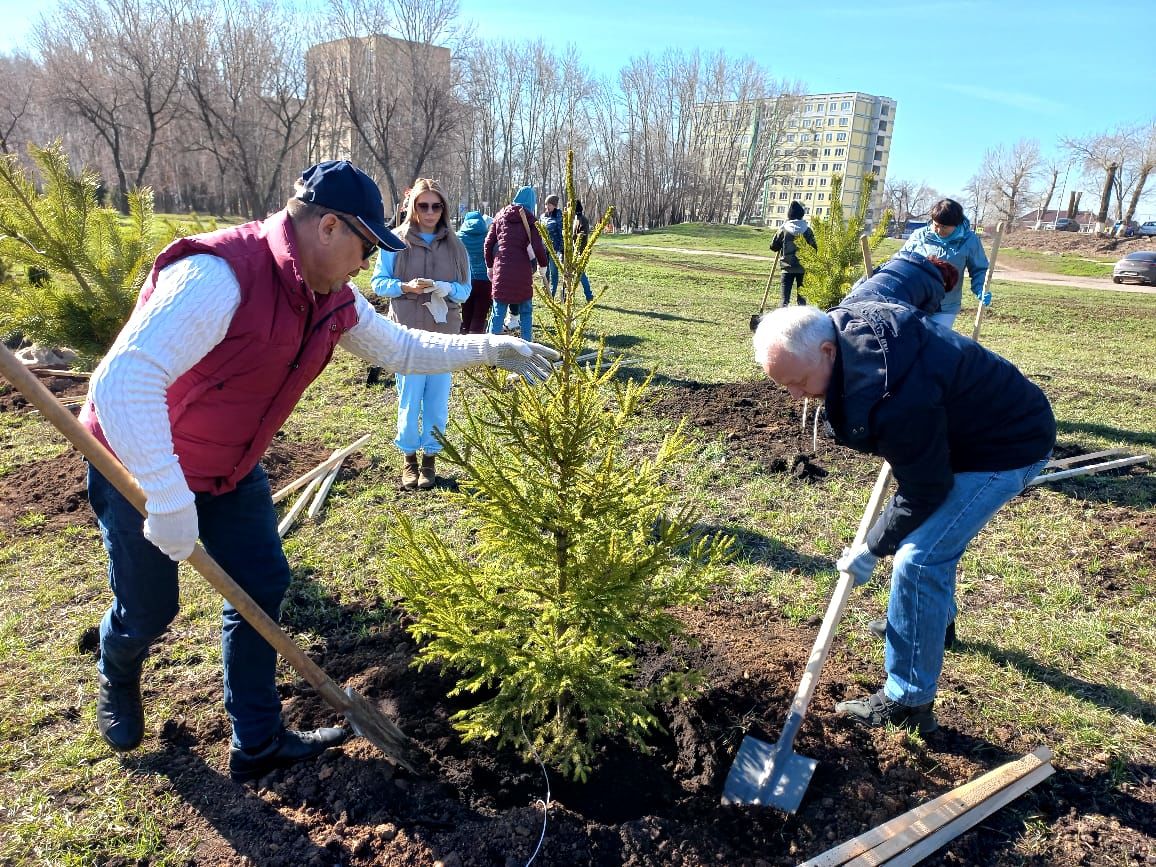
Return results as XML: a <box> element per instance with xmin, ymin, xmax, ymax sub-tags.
<box><xmin>824</xmin><ymin>298</ymin><xmax>1055</xmax><ymax>556</ymax></box>
<box><xmin>844</xmin><ymin>250</ymin><xmax>946</xmax><ymax>314</ymax></box>
<box><xmin>542</xmin><ymin>209</ymin><xmax>566</xmax><ymax>252</ymax></box>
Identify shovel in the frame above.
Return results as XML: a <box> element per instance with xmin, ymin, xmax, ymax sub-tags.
<box><xmin>0</xmin><ymin>345</ymin><xmax>417</xmax><ymax>773</ymax></box>
<box><xmin>749</xmin><ymin>250</ymin><xmax>782</xmax><ymax>332</ymax></box>
<box><xmin>971</xmin><ymin>221</ymin><xmax>1005</xmax><ymax>341</ymax></box>
<box><xmin>721</xmin><ymin>461</ymin><xmax>893</xmax><ymax>811</ymax></box>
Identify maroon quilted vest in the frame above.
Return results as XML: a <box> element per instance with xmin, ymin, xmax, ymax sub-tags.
<box><xmin>81</xmin><ymin>211</ymin><xmax>360</xmax><ymax>494</ymax></box>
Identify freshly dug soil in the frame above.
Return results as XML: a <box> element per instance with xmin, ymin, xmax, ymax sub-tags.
<box><xmin>4</xmin><ymin>378</ymin><xmax>1154</xmax><ymax>865</ymax></box>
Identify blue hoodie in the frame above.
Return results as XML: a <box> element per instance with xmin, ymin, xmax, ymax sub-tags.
<box><xmin>844</xmin><ymin>250</ymin><xmax>946</xmax><ymax>315</ymax></box>
<box><xmin>457</xmin><ymin>210</ymin><xmax>492</xmax><ymax>281</ymax></box>
<box><xmin>512</xmin><ymin>185</ymin><xmax>537</xmax><ymax>215</ymax></box>
<box><xmin>899</xmin><ymin>217</ymin><xmax>989</xmax><ymax>314</ymax></box>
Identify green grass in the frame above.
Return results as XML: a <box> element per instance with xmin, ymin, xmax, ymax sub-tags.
<box><xmin>0</xmin><ymin>222</ymin><xmax>1153</xmax><ymax>862</ymax></box>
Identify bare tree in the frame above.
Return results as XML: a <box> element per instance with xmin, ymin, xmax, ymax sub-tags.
<box><xmin>978</xmin><ymin>138</ymin><xmax>1040</xmax><ymax>232</ymax></box>
<box><xmin>313</xmin><ymin>0</ymin><xmax>464</xmax><ymax>210</ymax></box>
<box><xmin>882</xmin><ymin>179</ymin><xmax>940</xmax><ymax>224</ymax></box>
<box><xmin>182</xmin><ymin>0</ymin><xmax>316</xmax><ymax>219</ymax></box>
<box><xmin>1062</xmin><ymin>126</ymin><xmax>1151</xmax><ymax>229</ymax></box>
<box><xmin>962</xmin><ymin>173</ymin><xmax>992</xmax><ymax>230</ymax></box>
<box><xmin>36</xmin><ymin>0</ymin><xmax>189</xmax><ymax>212</ymax></box>
<box><xmin>0</xmin><ymin>52</ymin><xmax>41</xmax><ymax>155</ymax></box>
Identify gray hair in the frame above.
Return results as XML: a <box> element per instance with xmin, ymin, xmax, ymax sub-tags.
<box><xmin>752</xmin><ymin>305</ymin><xmax>836</xmax><ymax>366</ymax></box>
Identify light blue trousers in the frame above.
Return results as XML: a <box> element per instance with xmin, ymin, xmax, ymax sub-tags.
<box><xmin>394</xmin><ymin>372</ymin><xmax>452</xmax><ymax>455</ymax></box>
<box><xmin>882</xmin><ymin>457</ymin><xmax>1050</xmax><ymax>705</ymax></box>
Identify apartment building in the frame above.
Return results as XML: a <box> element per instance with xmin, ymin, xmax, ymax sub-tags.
<box><xmin>695</xmin><ymin>91</ymin><xmax>896</xmax><ymax>228</ymax></box>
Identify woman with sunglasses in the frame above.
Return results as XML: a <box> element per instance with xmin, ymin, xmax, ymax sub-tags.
<box><xmin>371</xmin><ymin>177</ymin><xmax>471</xmax><ymax>490</ymax></box>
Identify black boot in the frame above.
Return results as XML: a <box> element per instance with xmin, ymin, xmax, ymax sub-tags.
<box><xmin>97</xmin><ymin>673</ymin><xmax>144</xmax><ymax>752</ymax></box>
<box><xmin>229</xmin><ymin>726</ymin><xmax>349</xmax><ymax>782</ymax></box>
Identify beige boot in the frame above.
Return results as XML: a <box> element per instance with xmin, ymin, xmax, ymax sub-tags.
<box><xmin>400</xmin><ymin>454</ymin><xmax>419</xmax><ymax>490</ymax></box>
<box><xmin>417</xmin><ymin>454</ymin><xmax>436</xmax><ymax>490</ymax></box>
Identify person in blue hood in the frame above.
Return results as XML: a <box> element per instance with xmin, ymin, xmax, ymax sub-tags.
<box><xmin>770</xmin><ymin>201</ymin><xmax>818</xmax><ymax>306</ymax></box>
<box><xmin>457</xmin><ymin>209</ymin><xmax>493</xmax><ymax>333</ymax></box>
<box><xmin>900</xmin><ymin>198</ymin><xmax>990</xmax><ymax>329</ymax></box>
<box><xmin>752</xmin><ymin>289</ymin><xmax>1054</xmax><ymax>735</ymax></box>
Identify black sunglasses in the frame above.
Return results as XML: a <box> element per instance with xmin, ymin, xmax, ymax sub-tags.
<box><xmin>335</xmin><ymin>214</ymin><xmax>377</xmax><ymax>259</ymax></box>
<box><xmin>415</xmin><ymin>201</ymin><xmax>444</xmax><ymax>212</ymax></box>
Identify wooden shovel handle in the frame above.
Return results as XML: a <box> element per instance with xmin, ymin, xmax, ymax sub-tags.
<box><xmin>971</xmin><ymin>220</ymin><xmax>1005</xmax><ymax>341</ymax></box>
<box><xmin>757</xmin><ymin>250</ymin><xmax>782</xmax><ymax>315</ymax></box>
<box><xmin>859</xmin><ymin>234</ymin><xmax>873</xmax><ymax>278</ymax></box>
<box><xmin>0</xmin><ymin>345</ymin><xmax>352</xmax><ymax>713</ymax></box>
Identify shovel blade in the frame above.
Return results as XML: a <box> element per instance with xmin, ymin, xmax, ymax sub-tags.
<box><xmin>749</xmin><ymin>313</ymin><xmax>762</xmax><ymax>332</ymax></box>
<box><xmin>343</xmin><ymin>686</ymin><xmax>418</xmax><ymax>774</ymax></box>
<box><xmin>720</xmin><ymin>734</ymin><xmax>817</xmax><ymax>812</ymax></box>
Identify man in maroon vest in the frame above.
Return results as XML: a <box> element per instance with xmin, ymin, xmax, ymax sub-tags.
<box><xmin>79</xmin><ymin>160</ymin><xmax>558</xmax><ymax>782</ymax></box>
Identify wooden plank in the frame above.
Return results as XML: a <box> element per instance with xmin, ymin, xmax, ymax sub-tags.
<box><xmin>881</xmin><ymin>763</ymin><xmax>1054</xmax><ymax>867</ymax></box>
<box><xmin>270</xmin><ymin>434</ymin><xmax>371</xmax><ymax>504</ymax></box>
<box><xmin>306</xmin><ymin>459</ymin><xmax>345</xmax><ymax>520</ymax></box>
<box><xmin>278</xmin><ymin>475</ymin><xmax>322</xmax><ymax>538</ymax></box>
<box><xmin>1045</xmin><ymin>448</ymin><xmax>1129</xmax><ymax>470</ymax></box>
<box><xmin>801</xmin><ymin>748</ymin><xmax>1052</xmax><ymax>867</ymax></box>
<box><xmin>1028</xmin><ymin>455</ymin><xmax>1150</xmax><ymax>486</ymax></box>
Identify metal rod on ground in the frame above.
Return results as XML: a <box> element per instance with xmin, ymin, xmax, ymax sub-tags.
<box><xmin>812</xmin><ymin>401</ymin><xmax>820</xmax><ymax>453</ymax></box>
<box><xmin>1028</xmin><ymin>454</ymin><xmax>1150</xmax><ymax>486</ymax></box>
<box><xmin>802</xmin><ymin>747</ymin><xmax>1053</xmax><ymax>866</ymax></box>
<box><xmin>801</xmin><ymin>398</ymin><xmax>810</xmax><ymax>437</ymax></box>
<box><xmin>271</xmin><ymin>434</ymin><xmax>371</xmax><ymax>504</ymax></box>
<box><xmin>0</xmin><ymin>346</ymin><xmax>415</xmax><ymax>771</ymax></box>
<box><xmin>307</xmin><ymin>459</ymin><xmax>345</xmax><ymax>520</ymax></box>
<box><xmin>972</xmin><ymin>220</ymin><xmax>1006</xmax><ymax>341</ymax></box>
<box><xmin>720</xmin><ymin>461</ymin><xmax>894</xmax><ymax>811</ymax></box>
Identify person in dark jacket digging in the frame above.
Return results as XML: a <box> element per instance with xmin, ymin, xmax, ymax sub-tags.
<box><xmin>769</xmin><ymin>200</ymin><xmax>818</xmax><ymax>306</ymax></box>
<box><xmin>751</xmin><ymin>284</ymin><xmax>1054</xmax><ymax>734</ymax></box>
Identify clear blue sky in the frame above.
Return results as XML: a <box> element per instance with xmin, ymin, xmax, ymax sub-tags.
<box><xmin>4</xmin><ymin>0</ymin><xmax>1153</xmax><ymax>217</ymax></box>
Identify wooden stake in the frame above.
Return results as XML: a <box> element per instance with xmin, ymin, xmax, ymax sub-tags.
<box><xmin>306</xmin><ymin>459</ymin><xmax>345</xmax><ymax>520</ymax></box>
<box><xmin>271</xmin><ymin>434</ymin><xmax>371</xmax><ymax>504</ymax></box>
<box><xmin>278</xmin><ymin>474</ymin><xmax>322</xmax><ymax>538</ymax></box>
<box><xmin>971</xmin><ymin>221</ymin><xmax>1005</xmax><ymax>342</ymax></box>
<box><xmin>1045</xmin><ymin>447</ymin><xmax>1129</xmax><ymax>470</ymax></box>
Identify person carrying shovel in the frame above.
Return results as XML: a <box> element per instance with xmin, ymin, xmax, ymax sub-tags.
<box><xmin>79</xmin><ymin>160</ymin><xmax>559</xmax><ymax>781</ymax></box>
<box><xmin>752</xmin><ymin>269</ymin><xmax>1054</xmax><ymax>733</ymax></box>
<box><xmin>769</xmin><ymin>200</ymin><xmax>817</xmax><ymax>307</ymax></box>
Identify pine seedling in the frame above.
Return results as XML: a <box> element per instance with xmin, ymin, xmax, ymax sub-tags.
<box><xmin>0</xmin><ymin>142</ymin><xmax>177</xmax><ymax>359</ymax></box>
<box><xmin>385</xmin><ymin>152</ymin><xmax>733</xmax><ymax>781</ymax></box>
<box><xmin>796</xmin><ymin>173</ymin><xmax>892</xmax><ymax>309</ymax></box>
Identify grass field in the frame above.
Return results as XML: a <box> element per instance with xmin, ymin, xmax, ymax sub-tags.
<box><xmin>0</xmin><ymin>224</ymin><xmax>1153</xmax><ymax>863</ymax></box>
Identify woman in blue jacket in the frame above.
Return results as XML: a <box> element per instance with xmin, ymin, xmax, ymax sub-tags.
<box><xmin>900</xmin><ymin>198</ymin><xmax>990</xmax><ymax>329</ymax></box>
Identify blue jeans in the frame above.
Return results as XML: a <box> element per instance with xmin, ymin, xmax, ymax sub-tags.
<box><xmin>394</xmin><ymin>371</ymin><xmax>452</xmax><ymax>455</ymax></box>
<box><xmin>549</xmin><ymin>262</ymin><xmax>593</xmax><ymax>303</ymax></box>
<box><xmin>882</xmin><ymin>458</ymin><xmax>1050</xmax><ymax>705</ymax></box>
<box><xmin>489</xmin><ymin>299</ymin><xmax>533</xmax><ymax>341</ymax></box>
<box><xmin>547</xmin><ymin>259</ymin><xmax>560</xmax><ymax>296</ymax></box>
<box><xmin>89</xmin><ymin>463</ymin><xmax>291</xmax><ymax>749</ymax></box>
<box><xmin>930</xmin><ymin>310</ymin><xmax>959</xmax><ymax>330</ymax></box>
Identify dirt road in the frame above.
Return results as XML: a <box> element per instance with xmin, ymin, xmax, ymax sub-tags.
<box><xmin>605</xmin><ymin>244</ymin><xmax>1156</xmax><ymax>295</ymax></box>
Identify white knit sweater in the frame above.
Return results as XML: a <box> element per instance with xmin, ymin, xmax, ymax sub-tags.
<box><xmin>90</xmin><ymin>254</ymin><xmax>496</xmax><ymax>514</ymax></box>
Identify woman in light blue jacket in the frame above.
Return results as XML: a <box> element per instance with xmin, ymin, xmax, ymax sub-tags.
<box><xmin>900</xmin><ymin>198</ymin><xmax>990</xmax><ymax>329</ymax></box>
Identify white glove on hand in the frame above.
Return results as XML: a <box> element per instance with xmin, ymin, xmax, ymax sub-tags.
<box><xmin>486</xmin><ymin>336</ymin><xmax>561</xmax><ymax>384</ymax></box>
<box><xmin>837</xmin><ymin>542</ymin><xmax>878</xmax><ymax>587</ymax></box>
<box><xmin>143</xmin><ymin>502</ymin><xmax>199</xmax><ymax>561</ymax></box>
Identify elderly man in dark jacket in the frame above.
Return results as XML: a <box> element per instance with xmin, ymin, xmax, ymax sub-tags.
<box><xmin>752</xmin><ymin>274</ymin><xmax>1054</xmax><ymax>733</ymax></box>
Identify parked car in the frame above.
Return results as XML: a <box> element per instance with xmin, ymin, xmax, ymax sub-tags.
<box><xmin>1112</xmin><ymin>220</ymin><xmax>1139</xmax><ymax>237</ymax></box>
<box><xmin>1053</xmin><ymin>217</ymin><xmax>1081</xmax><ymax>232</ymax></box>
<box><xmin>1138</xmin><ymin>221</ymin><xmax>1156</xmax><ymax>237</ymax></box>
<box><xmin>1112</xmin><ymin>251</ymin><xmax>1156</xmax><ymax>286</ymax></box>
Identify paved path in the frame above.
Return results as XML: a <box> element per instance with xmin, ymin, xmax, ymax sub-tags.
<box><xmin>603</xmin><ymin>244</ymin><xmax>1156</xmax><ymax>295</ymax></box>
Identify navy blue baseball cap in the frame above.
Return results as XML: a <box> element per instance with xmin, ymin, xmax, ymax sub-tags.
<box><xmin>295</xmin><ymin>160</ymin><xmax>406</xmax><ymax>252</ymax></box>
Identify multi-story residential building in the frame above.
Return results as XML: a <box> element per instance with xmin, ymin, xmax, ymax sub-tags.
<box><xmin>695</xmin><ymin>91</ymin><xmax>896</xmax><ymax>228</ymax></box>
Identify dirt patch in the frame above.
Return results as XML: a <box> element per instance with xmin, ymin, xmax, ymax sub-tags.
<box><xmin>13</xmin><ymin>379</ymin><xmax>1156</xmax><ymax>865</ymax></box>
<box><xmin>1003</xmin><ymin>230</ymin><xmax>1155</xmax><ymax>257</ymax></box>
<box><xmin>0</xmin><ymin>431</ymin><xmax>366</xmax><ymax>533</ymax></box>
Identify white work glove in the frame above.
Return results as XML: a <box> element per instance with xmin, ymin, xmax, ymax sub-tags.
<box><xmin>143</xmin><ymin>501</ymin><xmax>199</xmax><ymax>561</ymax></box>
<box><xmin>422</xmin><ymin>281</ymin><xmax>452</xmax><ymax>323</ymax></box>
<box><xmin>485</xmin><ymin>336</ymin><xmax>560</xmax><ymax>384</ymax></box>
<box><xmin>837</xmin><ymin>542</ymin><xmax>879</xmax><ymax>587</ymax></box>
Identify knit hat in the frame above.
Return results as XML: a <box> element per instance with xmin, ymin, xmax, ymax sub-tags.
<box><xmin>787</xmin><ymin>201</ymin><xmax>805</xmax><ymax>220</ymax></box>
<box><xmin>544</xmin><ymin>194</ymin><xmax>560</xmax><ymax>207</ymax></box>
<box><xmin>512</xmin><ymin>185</ymin><xmax>537</xmax><ymax>213</ymax></box>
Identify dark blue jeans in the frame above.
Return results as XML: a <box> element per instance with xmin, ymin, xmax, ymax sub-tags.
<box><xmin>781</xmin><ymin>272</ymin><xmax>807</xmax><ymax>306</ymax></box>
<box><xmin>89</xmin><ymin>463</ymin><xmax>291</xmax><ymax>749</ymax></box>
